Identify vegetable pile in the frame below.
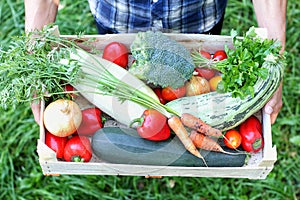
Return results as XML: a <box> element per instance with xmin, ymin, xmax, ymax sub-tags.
<box><xmin>0</xmin><ymin>26</ymin><xmax>285</xmax><ymax>166</ymax></box>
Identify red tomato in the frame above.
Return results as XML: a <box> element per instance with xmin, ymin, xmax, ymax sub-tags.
<box><xmin>45</xmin><ymin>131</ymin><xmax>68</xmax><ymax>159</ymax></box>
<box><xmin>199</xmin><ymin>50</ymin><xmax>211</xmax><ymax>59</ymax></box>
<box><xmin>224</xmin><ymin>129</ymin><xmax>242</xmax><ymax>149</ymax></box>
<box><xmin>213</xmin><ymin>50</ymin><xmax>227</xmax><ymax>61</ymax></box>
<box><xmin>153</xmin><ymin>88</ymin><xmax>167</xmax><ymax>104</ymax></box>
<box><xmin>194</xmin><ymin>67</ymin><xmax>216</xmax><ymax>80</ymax></box>
<box><xmin>102</xmin><ymin>42</ymin><xmax>129</xmax><ymax>68</ymax></box>
<box><xmin>64</xmin><ymin>84</ymin><xmax>78</xmax><ymax>99</ymax></box>
<box><xmin>63</xmin><ymin>136</ymin><xmax>92</xmax><ymax>162</ymax></box>
<box><xmin>161</xmin><ymin>86</ymin><xmax>186</xmax><ymax>101</ymax></box>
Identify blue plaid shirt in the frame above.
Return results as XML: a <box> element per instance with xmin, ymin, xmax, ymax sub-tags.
<box><xmin>88</xmin><ymin>0</ymin><xmax>227</xmax><ymax>34</ymax></box>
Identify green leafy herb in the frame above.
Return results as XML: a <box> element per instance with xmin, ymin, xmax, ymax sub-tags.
<box><xmin>0</xmin><ymin>25</ymin><xmax>178</xmax><ymax>117</ymax></box>
<box><xmin>0</xmin><ymin>27</ymin><xmax>81</xmax><ymax>109</ymax></box>
<box><xmin>192</xmin><ymin>26</ymin><xmax>286</xmax><ymax>99</ymax></box>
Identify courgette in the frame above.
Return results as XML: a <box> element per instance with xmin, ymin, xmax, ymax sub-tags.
<box><xmin>166</xmin><ymin>61</ymin><xmax>284</xmax><ymax>131</ymax></box>
<box><xmin>92</xmin><ymin>127</ymin><xmax>246</xmax><ymax>167</ymax></box>
<box><xmin>71</xmin><ymin>50</ymin><xmax>159</xmax><ymax>127</ymax></box>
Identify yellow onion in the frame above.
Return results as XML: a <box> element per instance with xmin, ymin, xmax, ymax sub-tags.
<box><xmin>43</xmin><ymin>99</ymin><xmax>82</xmax><ymax>137</ymax></box>
<box><xmin>185</xmin><ymin>76</ymin><xmax>210</xmax><ymax>96</ymax></box>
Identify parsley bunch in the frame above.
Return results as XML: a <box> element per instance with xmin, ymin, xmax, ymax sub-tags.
<box><xmin>193</xmin><ymin>27</ymin><xmax>285</xmax><ymax>99</ymax></box>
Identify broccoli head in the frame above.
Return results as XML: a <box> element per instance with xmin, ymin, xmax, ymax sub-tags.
<box><xmin>129</xmin><ymin>31</ymin><xmax>195</xmax><ymax>89</ymax></box>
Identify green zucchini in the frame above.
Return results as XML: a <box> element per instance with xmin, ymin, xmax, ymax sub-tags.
<box><xmin>92</xmin><ymin>127</ymin><xmax>246</xmax><ymax>167</ymax></box>
<box><xmin>166</xmin><ymin>62</ymin><xmax>284</xmax><ymax>131</ymax></box>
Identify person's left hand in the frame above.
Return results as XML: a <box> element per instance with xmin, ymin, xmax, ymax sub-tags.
<box><xmin>264</xmin><ymin>81</ymin><xmax>283</xmax><ymax>124</ymax></box>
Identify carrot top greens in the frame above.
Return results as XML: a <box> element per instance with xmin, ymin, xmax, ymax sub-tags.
<box><xmin>0</xmin><ymin>27</ymin><xmax>81</xmax><ymax>109</ymax></box>
<box><xmin>0</xmin><ymin>26</ymin><xmax>178</xmax><ymax>117</ymax></box>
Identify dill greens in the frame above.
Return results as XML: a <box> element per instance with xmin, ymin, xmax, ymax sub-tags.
<box><xmin>193</xmin><ymin>27</ymin><xmax>286</xmax><ymax>99</ymax></box>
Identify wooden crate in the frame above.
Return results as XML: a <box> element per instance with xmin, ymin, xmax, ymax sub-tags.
<box><xmin>37</xmin><ymin>32</ymin><xmax>277</xmax><ymax>179</ymax></box>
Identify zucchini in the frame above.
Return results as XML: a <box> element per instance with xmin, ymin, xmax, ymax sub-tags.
<box><xmin>92</xmin><ymin>127</ymin><xmax>246</xmax><ymax>167</ymax></box>
<box><xmin>166</xmin><ymin>62</ymin><xmax>284</xmax><ymax>131</ymax></box>
<box><xmin>71</xmin><ymin>50</ymin><xmax>159</xmax><ymax>127</ymax></box>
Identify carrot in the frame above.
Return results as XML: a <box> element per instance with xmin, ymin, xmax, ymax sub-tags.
<box><xmin>189</xmin><ymin>130</ymin><xmax>244</xmax><ymax>155</ymax></box>
<box><xmin>181</xmin><ymin>113</ymin><xmax>223</xmax><ymax>138</ymax></box>
<box><xmin>167</xmin><ymin>116</ymin><xmax>207</xmax><ymax>166</ymax></box>
<box><xmin>189</xmin><ymin>130</ymin><xmax>224</xmax><ymax>152</ymax></box>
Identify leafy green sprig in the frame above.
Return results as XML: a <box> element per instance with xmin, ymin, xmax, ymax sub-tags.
<box><xmin>0</xmin><ymin>25</ymin><xmax>179</xmax><ymax>117</ymax></box>
<box><xmin>192</xmin><ymin>27</ymin><xmax>286</xmax><ymax>99</ymax></box>
<box><xmin>0</xmin><ymin>27</ymin><xmax>81</xmax><ymax>109</ymax></box>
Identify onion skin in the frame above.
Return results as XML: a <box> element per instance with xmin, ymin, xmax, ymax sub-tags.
<box><xmin>43</xmin><ymin>99</ymin><xmax>82</xmax><ymax>137</ymax></box>
<box><xmin>185</xmin><ymin>76</ymin><xmax>210</xmax><ymax>96</ymax></box>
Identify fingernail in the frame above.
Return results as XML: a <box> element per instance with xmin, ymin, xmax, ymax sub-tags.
<box><xmin>265</xmin><ymin>106</ymin><xmax>273</xmax><ymax>114</ymax></box>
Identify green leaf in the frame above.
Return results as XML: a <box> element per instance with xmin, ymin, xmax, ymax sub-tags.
<box><xmin>209</xmin><ymin>27</ymin><xmax>286</xmax><ymax>99</ymax></box>
<box><xmin>289</xmin><ymin>136</ymin><xmax>300</xmax><ymax>146</ymax></box>
<box><xmin>230</xmin><ymin>29</ymin><xmax>238</xmax><ymax>38</ymax></box>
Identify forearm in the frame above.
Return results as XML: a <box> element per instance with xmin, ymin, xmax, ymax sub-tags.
<box><xmin>24</xmin><ymin>0</ymin><xmax>60</xmax><ymax>32</ymax></box>
<box><xmin>253</xmin><ymin>0</ymin><xmax>287</xmax><ymax>50</ymax></box>
<box><xmin>253</xmin><ymin>0</ymin><xmax>286</xmax><ymax>124</ymax></box>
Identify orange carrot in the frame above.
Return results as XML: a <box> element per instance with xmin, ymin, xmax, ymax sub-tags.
<box><xmin>181</xmin><ymin>113</ymin><xmax>223</xmax><ymax>138</ymax></box>
<box><xmin>167</xmin><ymin>116</ymin><xmax>207</xmax><ymax>166</ymax></box>
<box><xmin>189</xmin><ymin>130</ymin><xmax>224</xmax><ymax>152</ymax></box>
<box><xmin>189</xmin><ymin>130</ymin><xmax>243</xmax><ymax>155</ymax></box>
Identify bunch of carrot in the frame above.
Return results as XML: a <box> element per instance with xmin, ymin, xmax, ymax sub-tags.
<box><xmin>168</xmin><ymin>113</ymin><xmax>240</xmax><ymax>166</ymax></box>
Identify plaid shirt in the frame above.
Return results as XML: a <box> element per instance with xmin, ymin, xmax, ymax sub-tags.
<box><xmin>88</xmin><ymin>0</ymin><xmax>227</xmax><ymax>34</ymax></box>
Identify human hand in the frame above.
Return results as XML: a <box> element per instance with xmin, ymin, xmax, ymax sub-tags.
<box><xmin>24</xmin><ymin>0</ymin><xmax>59</xmax><ymax>33</ymax></box>
<box><xmin>31</xmin><ymin>100</ymin><xmax>41</xmax><ymax>125</ymax></box>
<box><xmin>264</xmin><ymin>82</ymin><xmax>283</xmax><ymax>124</ymax></box>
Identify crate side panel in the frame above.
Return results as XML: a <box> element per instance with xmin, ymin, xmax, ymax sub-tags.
<box><xmin>61</xmin><ymin>33</ymin><xmax>233</xmax><ymax>53</ymax></box>
<box><xmin>40</xmin><ymin>161</ymin><xmax>272</xmax><ymax>179</ymax></box>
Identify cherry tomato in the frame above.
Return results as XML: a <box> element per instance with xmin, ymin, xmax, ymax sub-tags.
<box><xmin>153</xmin><ymin>88</ymin><xmax>167</xmax><ymax>104</ymax></box>
<box><xmin>209</xmin><ymin>75</ymin><xmax>222</xmax><ymax>91</ymax></box>
<box><xmin>213</xmin><ymin>50</ymin><xmax>227</xmax><ymax>61</ymax></box>
<box><xmin>224</xmin><ymin>129</ymin><xmax>242</xmax><ymax>149</ymax></box>
<box><xmin>199</xmin><ymin>50</ymin><xmax>211</xmax><ymax>59</ymax></box>
<box><xmin>64</xmin><ymin>84</ymin><xmax>78</xmax><ymax>99</ymax></box>
<box><xmin>45</xmin><ymin>131</ymin><xmax>68</xmax><ymax>159</ymax></box>
<box><xmin>194</xmin><ymin>67</ymin><xmax>216</xmax><ymax>80</ymax></box>
<box><xmin>102</xmin><ymin>42</ymin><xmax>129</xmax><ymax>68</ymax></box>
<box><xmin>63</xmin><ymin>136</ymin><xmax>92</xmax><ymax>162</ymax></box>
<box><xmin>161</xmin><ymin>86</ymin><xmax>186</xmax><ymax>101</ymax></box>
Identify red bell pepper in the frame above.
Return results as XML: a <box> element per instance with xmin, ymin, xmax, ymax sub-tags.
<box><xmin>63</xmin><ymin>136</ymin><xmax>92</xmax><ymax>162</ymax></box>
<box><xmin>130</xmin><ymin>109</ymin><xmax>171</xmax><ymax>141</ymax></box>
<box><xmin>45</xmin><ymin>131</ymin><xmax>68</xmax><ymax>159</ymax></box>
<box><xmin>239</xmin><ymin>115</ymin><xmax>264</xmax><ymax>153</ymax></box>
<box><xmin>76</xmin><ymin>108</ymin><xmax>104</xmax><ymax>136</ymax></box>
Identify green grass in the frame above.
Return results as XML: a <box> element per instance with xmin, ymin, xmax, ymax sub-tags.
<box><xmin>0</xmin><ymin>0</ymin><xmax>299</xmax><ymax>199</ymax></box>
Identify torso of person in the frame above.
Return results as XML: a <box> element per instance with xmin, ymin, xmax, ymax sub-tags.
<box><xmin>88</xmin><ymin>0</ymin><xmax>227</xmax><ymax>34</ymax></box>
